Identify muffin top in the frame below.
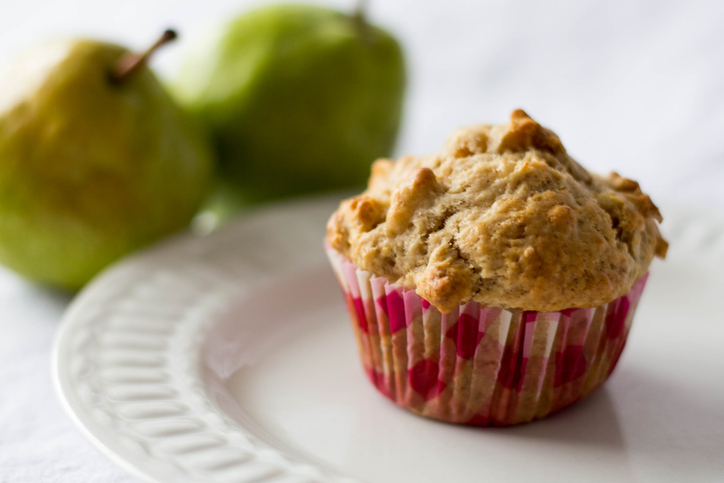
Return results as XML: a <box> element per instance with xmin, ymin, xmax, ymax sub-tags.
<box><xmin>327</xmin><ymin>110</ymin><xmax>667</xmax><ymax>313</ymax></box>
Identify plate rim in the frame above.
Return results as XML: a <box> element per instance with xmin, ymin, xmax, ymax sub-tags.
<box><xmin>52</xmin><ymin>194</ymin><xmax>353</xmax><ymax>483</ymax></box>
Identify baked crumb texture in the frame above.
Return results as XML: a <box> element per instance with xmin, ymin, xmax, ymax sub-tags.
<box><xmin>327</xmin><ymin>110</ymin><xmax>667</xmax><ymax>313</ymax></box>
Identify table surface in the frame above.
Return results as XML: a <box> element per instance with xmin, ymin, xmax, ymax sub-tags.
<box><xmin>1</xmin><ymin>1</ymin><xmax>723</xmax><ymax>482</ymax></box>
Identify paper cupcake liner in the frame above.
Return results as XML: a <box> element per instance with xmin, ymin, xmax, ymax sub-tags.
<box><xmin>326</xmin><ymin>246</ymin><xmax>648</xmax><ymax>426</ymax></box>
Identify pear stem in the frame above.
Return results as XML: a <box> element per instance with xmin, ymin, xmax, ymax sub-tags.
<box><xmin>110</xmin><ymin>29</ymin><xmax>177</xmax><ymax>84</ymax></box>
<box><xmin>353</xmin><ymin>0</ymin><xmax>367</xmax><ymax>22</ymax></box>
<box><xmin>352</xmin><ymin>0</ymin><xmax>370</xmax><ymax>41</ymax></box>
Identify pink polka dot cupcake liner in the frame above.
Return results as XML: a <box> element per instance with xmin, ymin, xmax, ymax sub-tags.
<box><xmin>326</xmin><ymin>246</ymin><xmax>648</xmax><ymax>426</ymax></box>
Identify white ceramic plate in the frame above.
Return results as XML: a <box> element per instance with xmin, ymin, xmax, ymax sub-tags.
<box><xmin>54</xmin><ymin>195</ymin><xmax>724</xmax><ymax>483</ymax></box>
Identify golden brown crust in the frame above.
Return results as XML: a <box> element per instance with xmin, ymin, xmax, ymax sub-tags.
<box><xmin>327</xmin><ymin>110</ymin><xmax>667</xmax><ymax>313</ymax></box>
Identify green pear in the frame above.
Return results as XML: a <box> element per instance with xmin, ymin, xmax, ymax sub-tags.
<box><xmin>174</xmin><ymin>4</ymin><xmax>405</xmax><ymax>206</ymax></box>
<box><xmin>0</xmin><ymin>31</ymin><xmax>214</xmax><ymax>290</ymax></box>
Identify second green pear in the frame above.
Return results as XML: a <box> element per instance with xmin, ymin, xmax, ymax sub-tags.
<box><xmin>174</xmin><ymin>4</ymin><xmax>406</xmax><ymax>205</ymax></box>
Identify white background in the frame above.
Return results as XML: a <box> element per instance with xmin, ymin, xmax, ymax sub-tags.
<box><xmin>0</xmin><ymin>0</ymin><xmax>722</xmax><ymax>481</ymax></box>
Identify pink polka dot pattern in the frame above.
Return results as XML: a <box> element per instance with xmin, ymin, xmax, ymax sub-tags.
<box><xmin>326</xmin><ymin>246</ymin><xmax>649</xmax><ymax>426</ymax></box>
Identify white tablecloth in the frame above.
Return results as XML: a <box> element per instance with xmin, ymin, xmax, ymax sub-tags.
<box><xmin>1</xmin><ymin>0</ymin><xmax>722</xmax><ymax>481</ymax></box>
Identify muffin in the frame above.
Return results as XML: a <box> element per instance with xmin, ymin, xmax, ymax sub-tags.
<box><xmin>326</xmin><ymin>110</ymin><xmax>667</xmax><ymax>426</ymax></box>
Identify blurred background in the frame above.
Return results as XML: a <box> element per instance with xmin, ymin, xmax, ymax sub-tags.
<box><xmin>1</xmin><ymin>0</ymin><xmax>722</xmax><ymax>209</ymax></box>
<box><xmin>0</xmin><ymin>0</ymin><xmax>722</xmax><ymax>481</ymax></box>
